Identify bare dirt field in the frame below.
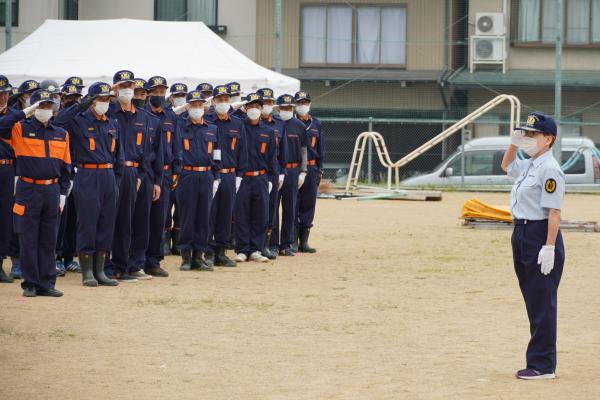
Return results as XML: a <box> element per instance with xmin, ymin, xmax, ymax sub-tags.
<box><xmin>1</xmin><ymin>191</ymin><xmax>600</xmax><ymax>399</ymax></box>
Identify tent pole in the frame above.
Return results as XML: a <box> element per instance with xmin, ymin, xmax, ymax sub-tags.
<box><xmin>274</xmin><ymin>0</ymin><xmax>282</xmax><ymax>73</ymax></box>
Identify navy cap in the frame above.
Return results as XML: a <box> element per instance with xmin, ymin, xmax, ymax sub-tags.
<box><xmin>276</xmin><ymin>94</ymin><xmax>295</xmax><ymax>107</ymax></box>
<box><xmin>113</xmin><ymin>70</ymin><xmax>135</xmax><ymax>84</ymax></box>
<box><xmin>196</xmin><ymin>82</ymin><xmax>213</xmax><ymax>93</ymax></box>
<box><xmin>294</xmin><ymin>90</ymin><xmax>311</xmax><ymax>103</ymax></box>
<box><xmin>518</xmin><ymin>112</ymin><xmax>557</xmax><ymax>136</ymax></box>
<box><xmin>133</xmin><ymin>78</ymin><xmax>148</xmax><ymax>91</ymax></box>
<box><xmin>30</xmin><ymin>89</ymin><xmax>54</xmax><ymax>105</ymax></box>
<box><xmin>0</xmin><ymin>75</ymin><xmax>11</xmax><ymax>93</ymax></box>
<box><xmin>18</xmin><ymin>80</ymin><xmax>39</xmax><ymax>94</ymax></box>
<box><xmin>245</xmin><ymin>92</ymin><xmax>263</xmax><ymax>105</ymax></box>
<box><xmin>212</xmin><ymin>84</ymin><xmax>230</xmax><ymax>97</ymax></box>
<box><xmin>186</xmin><ymin>90</ymin><xmax>206</xmax><ymax>103</ymax></box>
<box><xmin>64</xmin><ymin>76</ymin><xmax>84</xmax><ymax>88</ymax></box>
<box><xmin>11</xmin><ymin>87</ymin><xmax>18</xmax><ymax>95</ymax></box>
<box><xmin>257</xmin><ymin>88</ymin><xmax>275</xmax><ymax>101</ymax></box>
<box><xmin>226</xmin><ymin>82</ymin><xmax>241</xmax><ymax>95</ymax></box>
<box><xmin>170</xmin><ymin>83</ymin><xmax>188</xmax><ymax>95</ymax></box>
<box><xmin>147</xmin><ymin>76</ymin><xmax>168</xmax><ymax>90</ymax></box>
<box><xmin>40</xmin><ymin>80</ymin><xmax>61</xmax><ymax>95</ymax></box>
<box><xmin>61</xmin><ymin>84</ymin><xmax>82</xmax><ymax>96</ymax></box>
<box><xmin>87</xmin><ymin>82</ymin><xmax>112</xmax><ymax>99</ymax></box>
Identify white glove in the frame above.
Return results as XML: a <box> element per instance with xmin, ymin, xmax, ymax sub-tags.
<box><xmin>14</xmin><ymin>176</ymin><xmax>18</xmax><ymax>194</ymax></box>
<box><xmin>278</xmin><ymin>174</ymin><xmax>284</xmax><ymax>191</ymax></box>
<box><xmin>268</xmin><ymin>181</ymin><xmax>273</xmax><ymax>194</ymax></box>
<box><xmin>67</xmin><ymin>180</ymin><xmax>73</xmax><ymax>197</ymax></box>
<box><xmin>231</xmin><ymin>101</ymin><xmax>247</xmax><ymax>110</ymax></box>
<box><xmin>59</xmin><ymin>194</ymin><xmax>66</xmax><ymax>213</ymax></box>
<box><xmin>212</xmin><ymin>179</ymin><xmax>220</xmax><ymax>198</ymax></box>
<box><xmin>136</xmin><ymin>178</ymin><xmax>141</xmax><ymax>192</ymax></box>
<box><xmin>23</xmin><ymin>102</ymin><xmax>39</xmax><ymax>118</ymax></box>
<box><xmin>173</xmin><ymin>103</ymin><xmax>189</xmax><ymax>116</ymax></box>
<box><xmin>538</xmin><ymin>245</ymin><xmax>555</xmax><ymax>275</ymax></box>
<box><xmin>235</xmin><ymin>176</ymin><xmax>242</xmax><ymax>193</ymax></box>
<box><xmin>298</xmin><ymin>172</ymin><xmax>306</xmax><ymax>189</ymax></box>
<box><xmin>511</xmin><ymin>130</ymin><xmax>525</xmax><ymax>147</ymax></box>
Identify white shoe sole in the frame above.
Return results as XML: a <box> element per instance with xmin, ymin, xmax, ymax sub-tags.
<box><xmin>517</xmin><ymin>373</ymin><xmax>556</xmax><ymax>380</ymax></box>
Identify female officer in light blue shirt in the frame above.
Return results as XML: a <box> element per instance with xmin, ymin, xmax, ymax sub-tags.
<box><xmin>501</xmin><ymin>112</ymin><xmax>565</xmax><ymax>380</ymax></box>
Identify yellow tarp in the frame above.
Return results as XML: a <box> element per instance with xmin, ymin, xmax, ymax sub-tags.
<box><xmin>461</xmin><ymin>198</ymin><xmax>513</xmax><ymax>223</ymax></box>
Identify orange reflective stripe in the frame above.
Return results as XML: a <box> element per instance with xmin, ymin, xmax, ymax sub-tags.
<box><xmin>231</xmin><ymin>137</ymin><xmax>237</xmax><ymax>151</ymax></box>
<box><xmin>260</xmin><ymin>142</ymin><xmax>266</xmax><ymax>154</ymax></box>
<box><xmin>167</xmin><ymin>130</ymin><xmax>171</xmax><ymax>143</ymax></box>
<box><xmin>183</xmin><ymin>138</ymin><xmax>190</xmax><ymax>150</ymax></box>
<box><xmin>136</xmin><ymin>132</ymin><xmax>143</xmax><ymax>145</ymax></box>
<box><xmin>207</xmin><ymin>141</ymin><xmax>213</xmax><ymax>154</ymax></box>
<box><xmin>89</xmin><ymin>137</ymin><xmax>95</xmax><ymax>150</ymax></box>
<box><xmin>13</xmin><ymin>203</ymin><xmax>24</xmax><ymax>216</ymax></box>
<box><xmin>311</xmin><ymin>136</ymin><xmax>316</xmax><ymax>148</ymax></box>
<box><xmin>111</xmin><ymin>138</ymin><xmax>116</xmax><ymax>153</ymax></box>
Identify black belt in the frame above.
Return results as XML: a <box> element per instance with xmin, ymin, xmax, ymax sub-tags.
<box><xmin>513</xmin><ymin>219</ymin><xmax>547</xmax><ymax>225</ymax></box>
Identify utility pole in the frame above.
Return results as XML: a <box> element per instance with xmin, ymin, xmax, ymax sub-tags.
<box><xmin>553</xmin><ymin>0</ymin><xmax>563</xmax><ymax>162</ymax></box>
<box><xmin>274</xmin><ymin>0</ymin><xmax>282</xmax><ymax>73</ymax></box>
<box><xmin>5</xmin><ymin>0</ymin><xmax>12</xmax><ymax>51</ymax></box>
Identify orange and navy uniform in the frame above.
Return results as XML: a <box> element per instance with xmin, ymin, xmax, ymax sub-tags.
<box><xmin>0</xmin><ymin>113</ymin><xmax>71</xmax><ymax>195</ymax></box>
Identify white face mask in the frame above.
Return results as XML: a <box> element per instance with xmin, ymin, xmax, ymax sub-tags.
<box><xmin>94</xmin><ymin>101</ymin><xmax>109</xmax><ymax>115</ymax></box>
<box><xmin>24</xmin><ymin>96</ymin><xmax>31</xmax><ymax>107</ymax></box>
<box><xmin>231</xmin><ymin>95</ymin><xmax>242</xmax><ymax>103</ymax></box>
<box><xmin>279</xmin><ymin>110</ymin><xmax>293</xmax><ymax>121</ymax></box>
<box><xmin>246</xmin><ymin>108</ymin><xmax>261</xmax><ymax>120</ymax></box>
<box><xmin>34</xmin><ymin>108</ymin><xmax>53</xmax><ymax>124</ymax></box>
<box><xmin>189</xmin><ymin>107</ymin><xmax>204</xmax><ymax>120</ymax></box>
<box><xmin>261</xmin><ymin>105</ymin><xmax>273</xmax><ymax>116</ymax></box>
<box><xmin>215</xmin><ymin>102</ymin><xmax>231</xmax><ymax>115</ymax></box>
<box><xmin>296</xmin><ymin>104</ymin><xmax>310</xmax><ymax>116</ymax></box>
<box><xmin>520</xmin><ymin>137</ymin><xmax>542</xmax><ymax>157</ymax></box>
<box><xmin>52</xmin><ymin>98</ymin><xmax>60</xmax><ymax>113</ymax></box>
<box><xmin>172</xmin><ymin>97</ymin><xmax>186</xmax><ymax>108</ymax></box>
<box><xmin>118</xmin><ymin>88</ymin><xmax>134</xmax><ymax>103</ymax></box>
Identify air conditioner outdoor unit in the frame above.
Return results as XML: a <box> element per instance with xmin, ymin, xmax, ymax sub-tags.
<box><xmin>472</xmin><ymin>37</ymin><xmax>505</xmax><ymax>61</ymax></box>
<box><xmin>475</xmin><ymin>12</ymin><xmax>505</xmax><ymax>36</ymax></box>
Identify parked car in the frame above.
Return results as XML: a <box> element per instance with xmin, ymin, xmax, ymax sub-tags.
<box><xmin>400</xmin><ymin>136</ymin><xmax>600</xmax><ymax>188</ymax></box>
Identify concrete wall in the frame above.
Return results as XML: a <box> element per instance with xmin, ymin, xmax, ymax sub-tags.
<box><xmin>0</xmin><ymin>0</ymin><xmax>60</xmax><ymax>52</ymax></box>
<box><xmin>78</xmin><ymin>0</ymin><xmax>153</xmax><ymax>20</ymax></box>
<box><xmin>218</xmin><ymin>0</ymin><xmax>256</xmax><ymax>60</ymax></box>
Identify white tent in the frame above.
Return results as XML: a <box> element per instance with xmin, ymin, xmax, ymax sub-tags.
<box><xmin>0</xmin><ymin>19</ymin><xmax>300</xmax><ymax>96</ymax></box>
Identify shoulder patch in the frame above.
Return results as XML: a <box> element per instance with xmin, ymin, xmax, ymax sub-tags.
<box><xmin>545</xmin><ymin>178</ymin><xmax>557</xmax><ymax>193</ymax></box>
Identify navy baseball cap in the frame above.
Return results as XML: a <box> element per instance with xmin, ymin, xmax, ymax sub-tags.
<box><xmin>186</xmin><ymin>90</ymin><xmax>206</xmax><ymax>103</ymax></box>
<box><xmin>196</xmin><ymin>82</ymin><xmax>213</xmax><ymax>93</ymax></box>
<box><xmin>30</xmin><ymin>89</ymin><xmax>54</xmax><ymax>105</ymax></box>
<box><xmin>147</xmin><ymin>76</ymin><xmax>168</xmax><ymax>90</ymax></box>
<box><xmin>64</xmin><ymin>76</ymin><xmax>85</xmax><ymax>88</ymax></box>
<box><xmin>0</xmin><ymin>75</ymin><xmax>11</xmax><ymax>93</ymax></box>
<box><xmin>276</xmin><ymin>94</ymin><xmax>295</xmax><ymax>107</ymax></box>
<box><xmin>257</xmin><ymin>88</ymin><xmax>275</xmax><ymax>101</ymax></box>
<box><xmin>113</xmin><ymin>70</ymin><xmax>135</xmax><ymax>85</ymax></box>
<box><xmin>87</xmin><ymin>82</ymin><xmax>112</xmax><ymax>99</ymax></box>
<box><xmin>245</xmin><ymin>92</ymin><xmax>263</xmax><ymax>105</ymax></box>
<box><xmin>518</xmin><ymin>112</ymin><xmax>557</xmax><ymax>136</ymax></box>
<box><xmin>61</xmin><ymin>84</ymin><xmax>82</xmax><ymax>96</ymax></box>
<box><xmin>18</xmin><ymin>80</ymin><xmax>39</xmax><ymax>94</ymax></box>
<box><xmin>212</xmin><ymin>84</ymin><xmax>230</xmax><ymax>98</ymax></box>
<box><xmin>40</xmin><ymin>80</ymin><xmax>61</xmax><ymax>95</ymax></box>
<box><xmin>294</xmin><ymin>90</ymin><xmax>311</xmax><ymax>103</ymax></box>
<box><xmin>226</xmin><ymin>82</ymin><xmax>241</xmax><ymax>95</ymax></box>
<box><xmin>170</xmin><ymin>83</ymin><xmax>188</xmax><ymax>95</ymax></box>
<box><xmin>133</xmin><ymin>78</ymin><xmax>148</xmax><ymax>92</ymax></box>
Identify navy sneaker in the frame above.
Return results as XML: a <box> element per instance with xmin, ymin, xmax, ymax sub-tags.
<box><xmin>55</xmin><ymin>260</ymin><xmax>66</xmax><ymax>277</ymax></box>
<box><xmin>516</xmin><ymin>368</ymin><xmax>556</xmax><ymax>380</ymax></box>
<box><xmin>65</xmin><ymin>261</ymin><xmax>81</xmax><ymax>273</ymax></box>
<box><xmin>10</xmin><ymin>259</ymin><xmax>22</xmax><ymax>279</ymax></box>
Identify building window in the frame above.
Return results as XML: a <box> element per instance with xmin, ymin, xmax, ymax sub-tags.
<box><xmin>155</xmin><ymin>0</ymin><xmax>217</xmax><ymax>25</ymax></box>
<box><xmin>301</xmin><ymin>4</ymin><xmax>407</xmax><ymax>66</ymax></box>
<box><xmin>60</xmin><ymin>0</ymin><xmax>78</xmax><ymax>20</ymax></box>
<box><xmin>515</xmin><ymin>0</ymin><xmax>600</xmax><ymax>45</ymax></box>
<box><xmin>0</xmin><ymin>0</ymin><xmax>18</xmax><ymax>27</ymax></box>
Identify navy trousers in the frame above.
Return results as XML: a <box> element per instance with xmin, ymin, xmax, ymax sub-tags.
<box><xmin>176</xmin><ymin>171</ymin><xmax>214</xmax><ymax>252</ymax></box>
<box><xmin>234</xmin><ymin>175</ymin><xmax>269</xmax><ymax>254</ymax></box>
<box><xmin>165</xmin><ymin>189</ymin><xmax>179</xmax><ymax>232</ymax></box>
<box><xmin>73</xmin><ymin>169</ymin><xmax>117</xmax><ymax>255</ymax></box>
<box><xmin>0</xmin><ymin>164</ymin><xmax>14</xmax><ymax>260</ymax></box>
<box><xmin>279</xmin><ymin>167</ymin><xmax>299</xmax><ymax>250</ymax></box>
<box><xmin>56</xmin><ymin>192</ymin><xmax>77</xmax><ymax>262</ymax></box>
<box><xmin>297</xmin><ymin>166</ymin><xmax>319</xmax><ymax>229</ymax></box>
<box><xmin>13</xmin><ymin>181</ymin><xmax>60</xmax><ymax>290</ymax></box>
<box><xmin>146</xmin><ymin>172</ymin><xmax>171</xmax><ymax>269</ymax></box>
<box><xmin>512</xmin><ymin>220</ymin><xmax>565</xmax><ymax>374</ymax></box>
<box><xmin>129</xmin><ymin>174</ymin><xmax>153</xmax><ymax>272</ymax></box>
<box><xmin>209</xmin><ymin>172</ymin><xmax>236</xmax><ymax>250</ymax></box>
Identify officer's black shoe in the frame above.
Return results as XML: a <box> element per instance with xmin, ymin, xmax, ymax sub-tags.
<box><xmin>163</xmin><ymin>230</ymin><xmax>172</xmax><ymax>256</ymax></box>
<box><xmin>192</xmin><ymin>251</ymin><xmax>214</xmax><ymax>271</ymax></box>
<box><xmin>37</xmin><ymin>288</ymin><xmax>64</xmax><ymax>297</ymax></box>
<box><xmin>0</xmin><ymin>260</ymin><xmax>14</xmax><ymax>283</ymax></box>
<box><xmin>94</xmin><ymin>252</ymin><xmax>119</xmax><ymax>286</ymax></box>
<box><xmin>22</xmin><ymin>287</ymin><xmax>36</xmax><ymax>297</ymax></box>
<box><xmin>171</xmin><ymin>230</ymin><xmax>181</xmax><ymax>256</ymax></box>
<box><xmin>214</xmin><ymin>248</ymin><xmax>237</xmax><ymax>267</ymax></box>
<box><xmin>145</xmin><ymin>266</ymin><xmax>169</xmax><ymax>278</ymax></box>
<box><xmin>279</xmin><ymin>248</ymin><xmax>295</xmax><ymax>257</ymax></box>
<box><xmin>298</xmin><ymin>227</ymin><xmax>317</xmax><ymax>253</ymax></box>
<box><xmin>79</xmin><ymin>253</ymin><xmax>98</xmax><ymax>287</ymax></box>
<box><xmin>180</xmin><ymin>250</ymin><xmax>192</xmax><ymax>271</ymax></box>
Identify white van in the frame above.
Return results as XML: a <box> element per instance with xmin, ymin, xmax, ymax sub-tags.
<box><xmin>400</xmin><ymin>136</ymin><xmax>600</xmax><ymax>188</ymax></box>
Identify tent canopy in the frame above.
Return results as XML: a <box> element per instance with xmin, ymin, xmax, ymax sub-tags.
<box><xmin>0</xmin><ymin>19</ymin><xmax>299</xmax><ymax>96</ymax></box>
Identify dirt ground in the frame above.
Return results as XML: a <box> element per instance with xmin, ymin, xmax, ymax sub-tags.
<box><xmin>1</xmin><ymin>191</ymin><xmax>600</xmax><ymax>399</ymax></box>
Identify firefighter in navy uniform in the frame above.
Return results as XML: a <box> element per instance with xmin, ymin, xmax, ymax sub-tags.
<box><xmin>205</xmin><ymin>84</ymin><xmax>247</xmax><ymax>268</ymax></box>
<box><xmin>144</xmin><ymin>76</ymin><xmax>179</xmax><ymax>277</ymax></box>
<box><xmin>175</xmin><ymin>90</ymin><xmax>220</xmax><ymax>271</ymax></box>
<box><xmin>226</xmin><ymin>82</ymin><xmax>245</xmax><ymax>119</ymax></box>
<box><xmin>257</xmin><ymin>88</ymin><xmax>286</xmax><ymax>259</ymax></box>
<box><xmin>275</xmin><ymin>94</ymin><xmax>308</xmax><ymax>256</ymax></box>
<box><xmin>295</xmin><ymin>91</ymin><xmax>323</xmax><ymax>253</ymax></box>
<box><xmin>54</xmin><ymin>82</ymin><xmax>123</xmax><ymax>287</ymax></box>
<box><xmin>0</xmin><ymin>89</ymin><xmax>71</xmax><ymax>297</ymax></box>
<box><xmin>233</xmin><ymin>93</ymin><xmax>277</xmax><ymax>263</ymax></box>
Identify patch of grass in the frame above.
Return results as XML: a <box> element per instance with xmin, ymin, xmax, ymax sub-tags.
<box><xmin>48</xmin><ymin>328</ymin><xmax>77</xmax><ymax>339</ymax></box>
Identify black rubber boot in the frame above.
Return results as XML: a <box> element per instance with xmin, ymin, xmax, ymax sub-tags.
<box><xmin>290</xmin><ymin>226</ymin><xmax>300</xmax><ymax>253</ymax></box>
<box><xmin>262</xmin><ymin>230</ymin><xmax>277</xmax><ymax>260</ymax></box>
<box><xmin>79</xmin><ymin>253</ymin><xmax>98</xmax><ymax>287</ymax></box>
<box><xmin>171</xmin><ymin>229</ymin><xmax>181</xmax><ymax>256</ymax></box>
<box><xmin>0</xmin><ymin>259</ymin><xmax>14</xmax><ymax>283</ymax></box>
<box><xmin>180</xmin><ymin>250</ymin><xmax>192</xmax><ymax>271</ymax></box>
<box><xmin>192</xmin><ymin>251</ymin><xmax>213</xmax><ymax>271</ymax></box>
<box><xmin>299</xmin><ymin>227</ymin><xmax>317</xmax><ymax>253</ymax></box>
<box><xmin>162</xmin><ymin>230</ymin><xmax>172</xmax><ymax>256</ymax></box>
<box><xmin>214</xmin><ymin>247</ymin><xmax>237</xmax><ymax>267</ymax></box>
<box><xmin>94</xmin><ymin>252</ymin><xmax>118</xmax><ymax>286</ymax></box>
